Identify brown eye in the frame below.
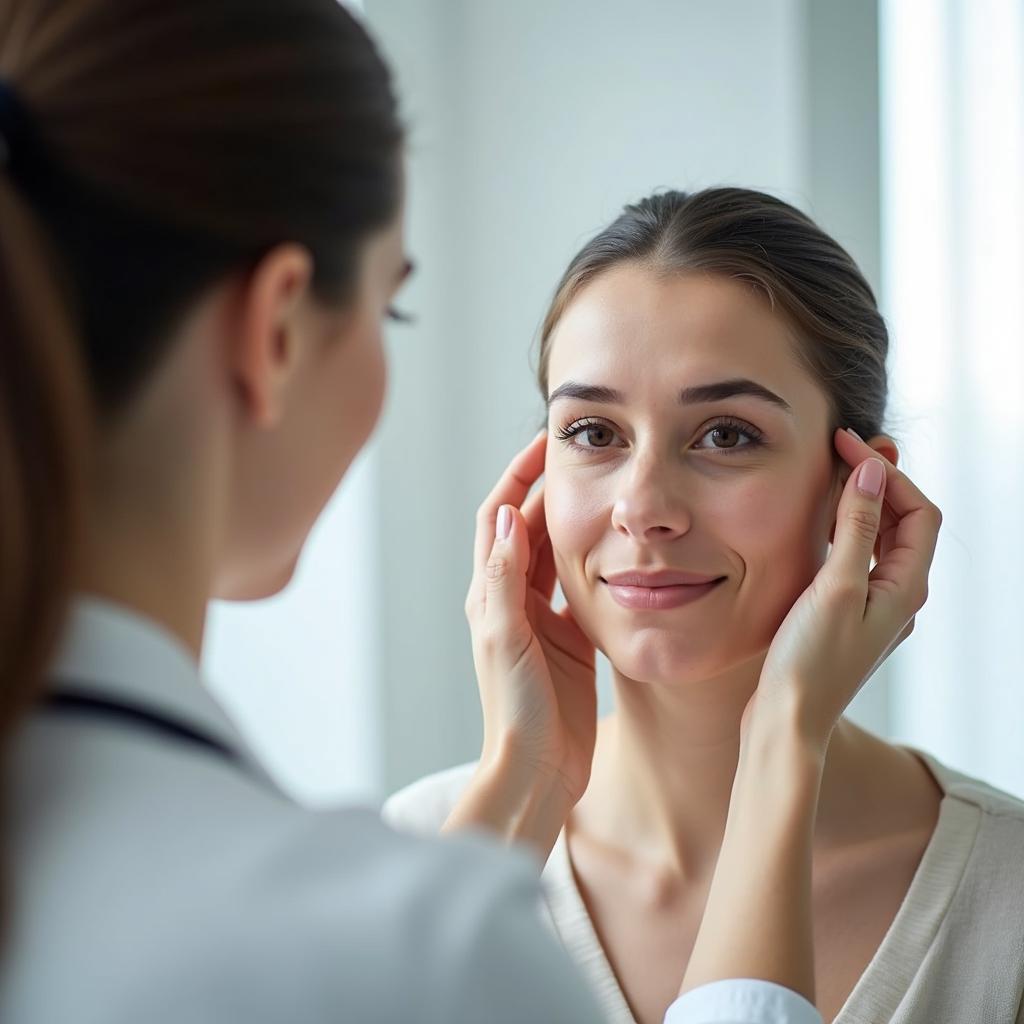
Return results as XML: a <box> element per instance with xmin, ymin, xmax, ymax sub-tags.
<box><xmin>554</xmin><ymin>418</ymin><xmax>624</xmax><ymax>451</ymax></box>
<box><xmin>584</xmin><ymin>424</ymin><xmax>615</xmax><ymax>447</ymax></box>
<box><xmin>710</xmin><ymin>427</ymin><xmax>740</xmax><ymax>448</ymax></box>
<box><xmin>693</xmin><ymin>419</ymin><xmax>763</xmax><ymax>453</ymax></box>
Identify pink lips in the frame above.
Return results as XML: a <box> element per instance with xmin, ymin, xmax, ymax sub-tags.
<box><xmin>601</xmin><ymin>569</ymin><xmax>724</xmax><ymax>611</ymax></box>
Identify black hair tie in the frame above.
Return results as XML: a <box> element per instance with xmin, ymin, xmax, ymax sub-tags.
<box><xmin>0</xmin><ymin>78</ymin><xmax>34</xmax><ymax>171</ymax></box>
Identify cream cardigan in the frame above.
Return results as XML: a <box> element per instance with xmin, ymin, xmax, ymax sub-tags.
<box><xmin>385</xmin><ymin>751</ymin><xmax>1024</xmax><ymax>1023</ymax></box>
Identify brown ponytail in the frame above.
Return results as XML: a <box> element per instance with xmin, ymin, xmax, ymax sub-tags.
<box><xmin>0</xmin><ymin>0</ymin><xmax>402</xmax><ymax>766</ymax></box>
<box><xmin>0</xmin><ymin>175</ymin><xmax>89</xmax><ymax>740</ymax></box>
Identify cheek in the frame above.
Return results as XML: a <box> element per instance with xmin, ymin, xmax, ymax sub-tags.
<box><xmin>727</xmin><ymin>475</ymin><xmax>813</xmax><ymax>542</ymax></box>
<box><xmin>729</xmin><ymin>468</ymin><xmax>835</xmax><ymax>613</ymax></box>
<box><xmin>216</xmin><ymin>326</ymin><xmax>387</xmax><ymax>602</ymax></box>
<box><xmin>334</xmin><ymin>322</ymin><xmax>387</xmax><ymax>449</ymax></box>
<box><xmin>544</xmin><ymin>466</ymin><xmax>609</xmax><ymax>571</ymax></box>
<box><xmin>298</xmin><ymin>322</ymin><xmax>387</xmax><ymax>535</ymax></box>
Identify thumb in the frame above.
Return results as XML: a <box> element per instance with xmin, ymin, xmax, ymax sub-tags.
<box><xmin>827</xmin><ymin>457</ymin><xmax>887</xmax><ymax>590</ymax></box>
<box><xmin>484</xmin><ymin>504</ymin><xmax>531</xmax><ymax>633</ymax></box>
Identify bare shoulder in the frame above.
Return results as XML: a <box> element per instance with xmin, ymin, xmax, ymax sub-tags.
<box><xmin>382</xmin><ymin>760</ymin><xmax>479</xmax><ymax>836</ymax></box>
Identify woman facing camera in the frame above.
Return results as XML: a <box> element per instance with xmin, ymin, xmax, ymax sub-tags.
<box><xmin>386</xmin><ymin>188</ymin><xmax>1024</xmax><ymax>1024</ymax></box>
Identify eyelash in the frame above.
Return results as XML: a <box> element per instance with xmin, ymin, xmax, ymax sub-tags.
<box><xmin>554</xmin><ymin>415</ymin><xmax>765</xmax><ymax>455</ymax></box>
<box><xmin>387</xmin><ymin>306</ymin><xmax>415</xmax><ymax>324</ymax></box>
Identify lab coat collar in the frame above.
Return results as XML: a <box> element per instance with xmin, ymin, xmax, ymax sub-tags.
<box><xmin>49</xmin><ymin>595</ymin><xmax>280</xmax><ymax>790</ymax></box>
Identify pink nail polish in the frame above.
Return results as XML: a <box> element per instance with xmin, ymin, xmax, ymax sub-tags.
<box><xmin>847</xmin><ymin>427</ymin><xmax>865</xmax><ymax>442</ymax></box>
<box><xmin>497</xmin><ymin>505</ymin><xmax>512</xmax><ymax>540</ymax></box>
<box><xmin>857</xmin><ymin>458</ymin><xmax>885</xmax><ymax>497</ymax></box>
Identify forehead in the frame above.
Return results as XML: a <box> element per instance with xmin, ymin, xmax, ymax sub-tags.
<box><xmin>546</xmin><ymin>264</ymin><xmax>825</xmax><ymax>414</ymax></box>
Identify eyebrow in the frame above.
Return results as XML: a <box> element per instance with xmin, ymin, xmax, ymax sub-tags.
<box><xmin>680</xmin><ymin>379</ymin><xmax>792</xmax><ymax>412</ymax></box>
<box><xmin>546</xmin><ymin>377</ymin><xmax>792</xmax><ymax>413</ymax></box>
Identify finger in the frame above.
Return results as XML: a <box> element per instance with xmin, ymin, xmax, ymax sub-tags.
<box><xmin>482</xmin><ymin>503</ymin><xmax>532</xmax><ymax>659</ymax></box>
<box><xmin>834</xmin><ymin>428</ymin><xmax>939</xmax><ymax>525</ymax></box>
<box><xmin>867</xmin><ymin>498</ymin><xmax>940</xmax><ymax>617</ymax></box>
<box><xmin>529</xmin><ymin>534</ymin><xmax>557</xmax><ymax>602</ymax></box>
<box><xmin>521</xmin><ymin>485</ymin><xmax>548</xmax><ymax>556</ymax></box>
<box><xmin>473</xmin><ymin>431</ymin><xmax>546</xmax><ymax>576</ymax></box>
<box><xmin>834</xmin><ymin>428</ymin><xmax>941</xmax><ymax>608</ymax></box>
<box><xmin>522</xmin><ymin>485</ymin><xmax>555</xmax><ymax>597</ymax></box>
<box><xmin>824</xmin><ymin>454</ymin><xmax>887</xmax><ymax>599</ymax></box>
<box><xmin>531</xmin><ymin>599</ymin><xmax>594</xmax><ymax>667</ymax></box>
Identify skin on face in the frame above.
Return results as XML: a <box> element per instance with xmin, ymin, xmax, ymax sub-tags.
<box><xmin>544</xmin><ymin>263</ymin><xmax>849</xmax><ymax>686</ymax></box>
<box><xmin>215</xmin><ymin>210</ymin><xmax>410</xmax><ymax>600</ymax></box>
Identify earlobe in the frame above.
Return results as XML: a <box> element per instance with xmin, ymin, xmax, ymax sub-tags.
<box><xmin>231</xmin><ymin>244</ymin><xmax>315</xmax><ymax>428</ymax></box>
<box><xmin>867</xmin><ymin>434</ymin><xmax>899</xmax><ymax>468</ymax></box>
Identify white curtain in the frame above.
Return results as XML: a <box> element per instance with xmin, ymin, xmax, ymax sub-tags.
<box><xmin>882</xmin><ymin>0</ymin><xmax>1024</xmax><ymax>795</ymax></box>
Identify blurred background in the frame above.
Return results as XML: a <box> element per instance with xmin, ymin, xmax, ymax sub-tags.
<box><xmin>202</xmin><ymin>0</ymin><xmax>1024</xmax><ymax>807</ymax></box>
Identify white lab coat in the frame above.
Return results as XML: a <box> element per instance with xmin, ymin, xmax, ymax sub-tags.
<box><xmin>0</xmin><ymin>598</ymin><xmax>819</xmax><ymax>1024</ymax></box>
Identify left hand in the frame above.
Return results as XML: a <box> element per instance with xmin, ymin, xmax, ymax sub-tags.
<box><xmin>465</xmin><ymin>431</ymin><xmax>597</xmax><ymax>805</ymax></box>
<box><xmin>746</xmin><ymin>428</ymin><xmax>942</xmax><ymax>748</ymax></box>
<box><xmin>445</xmin><ymin>432</ymin><xmax>596</xmax><ymax>860</ymax></box>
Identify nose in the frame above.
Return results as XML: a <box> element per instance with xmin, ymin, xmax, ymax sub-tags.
<box><xmin>610</xmin><ymin>451</ymin><xmax>692</xmax><ymax>542</ymax></box>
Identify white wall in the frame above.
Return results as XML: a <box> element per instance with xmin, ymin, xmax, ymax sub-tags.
<box><xmin>204</xmin><ymin>450</ymin><xmax>381</xmax><ymax>805</ymax></box>
<box><xmin>202</xmin><ymin>0</ymin><xmax>886</xmax><ymax>803</ymax></box>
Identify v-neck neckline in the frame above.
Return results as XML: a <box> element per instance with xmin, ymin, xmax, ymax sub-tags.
<box><xmin>544</xmin><ymin>826</ymin><xmax>639</xmax><ymax>1024</ymax></box>
<box><xmin>539</xmin><ymin>749</ymin><xmax>977</xmax><ymax>1024</ymax></box>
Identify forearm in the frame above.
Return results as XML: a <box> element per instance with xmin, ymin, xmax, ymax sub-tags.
<box><xmin>680</xmin><ymin>709</ymin><xmax>825</xmax><ymax>1005</ymax></box>
<box><xmin>443</xmin><ymin>744</ymin><xmax>575</xmax><ymax>866</ymax></box>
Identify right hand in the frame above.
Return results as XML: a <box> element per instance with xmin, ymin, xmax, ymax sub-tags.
<box><xmin>683</xmin><ymin>432</ymin><xmax>942</xmax><ymax>1002</ymax></box>
<box><xmin>464</xmin><ymin>431</ymin><xmax>598</xmax><ymax>807</ymax></box>
<box><xmin>748</xmin><ymin>429</ymin><xmax>942</xmax><ymax>749</ymax></box>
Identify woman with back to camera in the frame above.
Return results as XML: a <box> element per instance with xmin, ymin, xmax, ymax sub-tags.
<box><xmin>387</xmin><ymin>189</ymin><xmax>1021</xmax><ymax>1023</ymax></box>
<box><xmin>0</xmin><ymin>1</ymin><xmax>939</xmax><ymax>1021</ymax></box>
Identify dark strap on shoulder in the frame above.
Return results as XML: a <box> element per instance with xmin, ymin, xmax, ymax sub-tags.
<box><xmin>43</xmin><ymin>690</ymin><xmax>241</xmax><ymax>766</ymax></box>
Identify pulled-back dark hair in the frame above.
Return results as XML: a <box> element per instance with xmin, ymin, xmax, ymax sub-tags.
<box><xmin>538</xmin><ymin>187</ymin><xmax>888</xmax><ymax>439</ymax></box>
<box><xmin>0</xmin><ymin>0</ymin><xmax>402</xmax><ymax>758</ymax></box>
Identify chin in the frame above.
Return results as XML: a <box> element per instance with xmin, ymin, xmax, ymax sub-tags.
<box><xmin>214</xmin><ymin>554</ymin><xmax>301</xmax><ymax>602</ymax></box>
<box><xmin>604</xmin><ymin>633</ymin><xmax>724</xmax><ymax>685</ymax></box>
<box><xmin>597</xmin><ymin>621</ymin><xmax>771</xmax><ymax>687</ymax></box>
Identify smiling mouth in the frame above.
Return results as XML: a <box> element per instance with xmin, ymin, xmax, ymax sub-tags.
<box><xmin>599</xmin><ymin>574</ymin><xmax>726</xmax><ymax>611</ymax></box>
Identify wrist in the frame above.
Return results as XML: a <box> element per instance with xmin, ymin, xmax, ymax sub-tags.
<box><xmin>446</xmin><ymin>741</ymin><xmax>577</xmax><ymax>864</ymax></box>
<box><xmin>743</xmin><ymin>685</ymin><xmax>832</xmax><ymax>762</ymax></box>
<box><xmin>480</xmin><ymin>723</ymin><xmax>586</xmax><ymax>803</ymax></box>
<box><xmin>482</xmin><ymin>738</ymin><xmax>578</xmax><ymax>822</ymax></box>
<box><xmin>737</xmin><ymin>701</ymin><xmax>827</xmax><ymax>809</ymax></box>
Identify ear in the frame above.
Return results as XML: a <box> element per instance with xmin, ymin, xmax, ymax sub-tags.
<box><xmin>868</xmin><ymin>434</ymin><xmax>899</xmax><ymax>468</ymax></box>
<box><xmin>828</xmin><ymin>433</ymin><xmax>900</xmax><ymax>544</ymax></box>
<box><xmin>230</xmin><ymin>244</ymin><xmax>314</xmax><ymax>428</ymax></box>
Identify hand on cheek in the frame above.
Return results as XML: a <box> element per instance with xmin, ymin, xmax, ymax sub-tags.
<box><xmin>748</xmin><ymin>427</ymin><xmax>940</xmax><ymax>748</ymax></box>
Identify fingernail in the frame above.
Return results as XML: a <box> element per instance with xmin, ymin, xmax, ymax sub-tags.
<box><xmin>846</xmin><ymin>427</ymin><xmax>865</xmax><ymax>442</ymax></box>
<box><xmin>858</xmin><ymin>458</ymin><xmax>885</xmax><ymax>497</ymax></box>
<box><xmin>496</xmin><ymin>505</ymin><xmax>512</xmax><ymax>540</ymax></box>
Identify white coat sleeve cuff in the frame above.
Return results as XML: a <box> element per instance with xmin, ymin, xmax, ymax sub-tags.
<box><xmin>663</xmin><ymin>979</ymin><xmax>823</xmax><ymax>1024</ymax></box>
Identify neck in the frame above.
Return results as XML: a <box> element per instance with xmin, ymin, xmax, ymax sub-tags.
<box><xmin>79</xmin><ymin>494</ymin><xmax>213</xmax><ymax>663</ymax></box>
<box><xmin>575</xmin><ymin>654</ymin><xmax>869</xmax><ymax>878</ymax></box>
<box><xmin>76</xmin><ymin>356</ymin><xmax>228</xmax><ymax>663</ymax></box>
